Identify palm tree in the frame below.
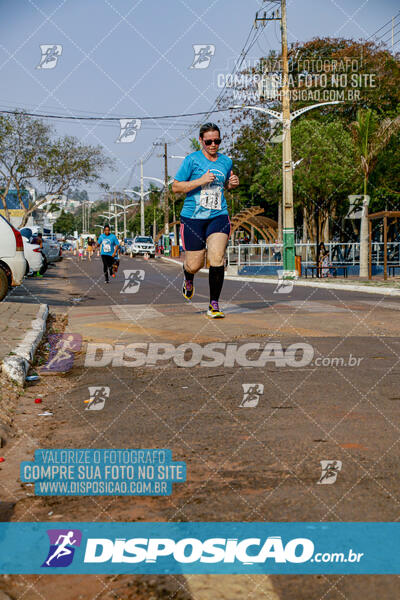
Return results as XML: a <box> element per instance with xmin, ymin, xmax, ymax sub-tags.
<box><xmin>350</xmin><ymin>109</ymin><xmax>400</xmax><ymax>277</ymax></box>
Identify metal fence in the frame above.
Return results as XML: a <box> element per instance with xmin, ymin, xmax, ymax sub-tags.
<box><xmin>226</xmin><ymin>242</ymin><xmax>400</xmax><ymax>267</ymax></box>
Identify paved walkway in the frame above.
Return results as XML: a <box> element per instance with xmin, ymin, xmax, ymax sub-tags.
<box><xmin>0</xmin><ymin>303</ymin><xmax>41</xmax><ymax>362</ymax></box>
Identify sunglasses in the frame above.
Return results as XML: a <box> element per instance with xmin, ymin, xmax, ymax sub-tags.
<box><xmin>204</xmin><ymin>138</ymin><xmax>221</xmax><ymax>146</ymax></box>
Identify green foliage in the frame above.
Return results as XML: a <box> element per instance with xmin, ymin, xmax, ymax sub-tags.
<box><xmin>350</xmin><ymin>109</ymin><xmax>400</xmax><ymax>196</ymax></box>
<box><xmin>190</xmin><ymin>138</ymin><xmax>201</xmax><ymax>151</ymax></box>
<box><xmin>54</xmin><ymin>209</ymin><xmax>76</xmax><ymax>235</ymax></box>
<box><xmin>291</xmin><ymin>118</ymin><xmax>357</xmax><ymax>213</ymax></box>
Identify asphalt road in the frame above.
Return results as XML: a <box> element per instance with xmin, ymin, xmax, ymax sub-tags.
<box><xmin>3</xmin><ymin>252</ymin><xmax>400</xmax><ymax>600</ymax></box>
<box><xmin>6</xmin><ymin>252</ymin><xmax>400</xmax><ymax>309</ymax></box>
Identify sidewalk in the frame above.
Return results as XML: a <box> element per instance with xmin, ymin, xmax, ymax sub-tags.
<box><xmin>1</xmin><ymin>302</ymin><xmax>48</xmax><ymax>385</ymax></box>
<box><xmin>0</xmin><ymin>303</ymin><xmax>41</xmax><ymax>362</ymax></box>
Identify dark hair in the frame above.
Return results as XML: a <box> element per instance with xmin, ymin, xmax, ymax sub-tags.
<box><xmin>199</xmin><ymin>122</ymin><xmax>220</xmax><ymax>139</ymax></box>
<box><xmin>103</xmin><ymin>224</ymin><xmax>110</xmax><ymax>231</ymax></box>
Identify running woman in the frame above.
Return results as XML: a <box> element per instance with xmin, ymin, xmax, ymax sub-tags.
<box><xmin>97</xmin><ymin>225</ymin><xmax>120</xmax><ymax>283</ymax></box>
<box><xmin>172</xmin><ymin>123</ymin><xmax>239</xmax><ymax>318</ymax></box>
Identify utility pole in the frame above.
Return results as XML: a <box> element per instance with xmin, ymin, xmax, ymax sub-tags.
<box><xmin>247</xmin><ymin>2</ymin><xmax>343</xmax><ymax>277</ymax></box>
<box><xmin>392</xmin><ymin>16</ymin><xmax>395</xmax><ymax>52</ymax></box>
<box><xmin>140</xmin><ymin>159</ymin><xmax>145</xmax><ymax>236</ymax></box>
<box><xmin>123</xmin><ymin>194</ymin><xmax>127</xmax><ymax>241</ymax></box>
<box><xmin>163</xmin><ymin>142</ymin><xmax>170</xmax><ymax>255</ymax></box>
<box><xmin>114</xmin><ymin>193</ymin><xmax>118</xmax><ymax>236</ymax></box>
<box><xmin>280</xmin><ymin>0</ymin><xmax>295</xmax><ymax>275</ymax></box>
<box><xmin>87</xmin><ymin>201</ymin><xmax>91</xmax><ymax>233</ymax></box>
<box><xmin>82</xmin><ymin>200</ymin><xmax>86</xmax><ymax>234</ymax></box>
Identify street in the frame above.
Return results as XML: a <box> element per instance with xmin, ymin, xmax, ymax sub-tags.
<box><xmin>2</xmin><ymin>252</ymin><xmax>400</xmax><ymax>599</ymax></box>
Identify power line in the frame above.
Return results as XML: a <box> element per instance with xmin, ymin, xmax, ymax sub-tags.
<box><xmin>379</xmin><ymin>23</ymin><xmax>400</xmax><ymax>46</ymax></box>
<box><xmin>366</xmin><ymin>11</ymin><xmax>400</xmax><ymax>41</ymax></box>
<box><xmin>0</xmin><ymin>106</ymin><xmax>243</xmax><ymax>122</ymax></box>
<box><xmin>376</xmin><ymin>19</ymin><xmax>400</xmax><ymax>43</ymax></box>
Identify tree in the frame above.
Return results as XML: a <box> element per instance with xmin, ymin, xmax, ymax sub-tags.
<box><xmin>350</xmin><ymin>109</ymin><xmax>400</xmax><ymax>276</ymax></box>
<box><xmin>54</xmin><ymin>210</ymin><xmax>76</xmax><ymax>235</ymax></box>
<box><xmin>20</xmin><ymin>134</ymin><xmax>113</xmax><ymax>226</ymax></box>
<box><xmin>251</xmin><ymin>117</ymin><xmax>357</xmax><ymax>245</ymax></box>
<box><xmin>0</xmin><ymin>111</ymin><xmax>114</xmax><ymax>227</ymax></box>
<box><xmin>0</xmin><ymin>112</ymin><xmax>50</xmax><ymax>221</ymax></box>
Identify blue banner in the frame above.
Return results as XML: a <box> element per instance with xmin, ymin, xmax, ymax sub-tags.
<box><xmin>20</xmin><ymin>449</ymin><xmax>186</xmax><ymax>496</ymax></box>
<box><xmin>0</xmin><ymin>523</ymin><xmax>398</xmax><ymax>574</ymax></box>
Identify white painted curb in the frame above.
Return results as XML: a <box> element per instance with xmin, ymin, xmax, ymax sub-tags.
<box><xmin>161</xmin><ymin>257</ymin><xmax>400</xmax><ymax>296</ymax></box>
<box><xmin>2</xmin><ymin>304</ymin><xmax>49</xmax><ymax>386</ymax></box>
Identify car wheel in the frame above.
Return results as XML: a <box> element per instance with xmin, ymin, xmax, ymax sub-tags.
<box><xmin>39</xmin><ymin>256</ymin><xmax>48</xmax><ymax>275</ymax></box>
<box><xmin>0</xmin><ymin>266</ymin><xmax>9</xmax><ymax>301</ymax></box>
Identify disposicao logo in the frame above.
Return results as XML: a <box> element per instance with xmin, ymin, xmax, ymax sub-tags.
<box><xmin>82</xmin><ymin>536</ymin><xmax>315</xmax><ymax>564</ymax></box>
<box><xmin>42</xmin><ymin>529</ymin><xmax>82</xmax><ymax>568</ymax></box>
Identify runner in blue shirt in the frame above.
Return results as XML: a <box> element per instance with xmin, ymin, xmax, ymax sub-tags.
<box><xmin>172</xmin><ymin>123</ymin><xmax>239</xmax><ymax>318</ymax></box>
<box><xmin>97</xmin><ymin>225</ymin><xmax>120</xmax><ymax>283</ymax></box>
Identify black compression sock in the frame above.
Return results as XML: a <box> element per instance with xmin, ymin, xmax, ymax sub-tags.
<box><xmin>183</xmin><ymin>267</ymin><xmax>194</xmax><ymax>282</ymax></box>
<box><xmin>209</xmin><ymin>265</ymin><xmax>225</xmax><ymax>303</ymax></box>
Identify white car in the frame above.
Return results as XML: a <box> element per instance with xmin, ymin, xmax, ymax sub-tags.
<box><xmin>131</xmin><ymin>236</ymin><xmax>156</xmax><ymax>258</ymax></box>
<box><xmin>22</xmin><ymin>238</ymin><xmax>45</xmax><ymax>275</ymax></box>
<box><xmin>20</xmin><ymin>229</ymin><xmax>62</xmax><ymax>265</ymax></box>
<box><xmin>0</xmin><ymin>215</ymin><xmax>27</xmax><ymax>301</ymax></box>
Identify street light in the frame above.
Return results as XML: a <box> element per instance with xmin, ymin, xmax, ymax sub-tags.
<box><xmin>99</xmin><ymin>201</ymin><xmax>139</xmax><ymax>238</ymax></box>
<box><xmin>167</xmin><ymin>156</ymin><xmax>186</xmax><ymax>245</ymax></box>
<box><xmin>233</xmin><ymin>100</ymin><xmax>342</xmax><ymax>277</ymax></box>
<box><xmin>125</xmin><ymin>175</ymin><xmax>173</xmax><ymax>238</ymax></box>
<box><xmin>111</xmin><ymin>200</ymin><xmax>139</xmax><ymax>239</ymax></box>
<box><xmin>124</xmin><ymin>188</ymin><xmax>151</xmax><ymax>237</ymax></box>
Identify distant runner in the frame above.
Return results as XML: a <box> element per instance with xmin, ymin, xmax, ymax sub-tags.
<box><xmin>172</xmin><ymin>122</ymin><xmax>239</xmax><ymax>318</ymax></box>
<box><xmin>87</xmin><ymin>237</ymin><xmax>95</xmax><ymax>261</ymax></box>
<box><xmin>97</xmin><ymin>225</ymin><xmax>120</xmax><ymax>283</ymax></box>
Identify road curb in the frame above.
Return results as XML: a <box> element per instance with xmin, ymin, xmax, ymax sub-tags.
<box><xmin>160</xmin><ymin>256</ymin><xmax>400</xmax><ymax>296</ymax></box>
<box><xmin>2</xmin><ymin>304</ymin><xmax>49</xmax><ymax>386</ymax></box>
<box><xmin>224</xmin><ymin>275</ymin><xmax>400</xmax><ymax>296</ymax></box>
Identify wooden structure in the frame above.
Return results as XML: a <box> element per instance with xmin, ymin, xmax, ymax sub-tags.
<box><xmin>229</xmin><ymin>206</ymin><xmax>278</xmax><ymax>243</ymax></box>
<box><xmin>155</xmin><ymin>207</ymin><xmax>278</xmax><ymax>244</ymax></box>
<box><xmin>155</xmin><ymin>221</ymin><xmax>179</xmax><ymax>243</ymax></box>
<box><xmin>368</xmin><ymin>211</ymin><xmax>400</xmax><ymax>280</ymax></box>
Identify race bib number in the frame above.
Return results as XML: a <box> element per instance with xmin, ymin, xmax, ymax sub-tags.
<box><xmin>102</xmin><ymin>240</ymin><xmax>111</xmax><ymax>253</ymax></box>
<box><xmin>199</xmin><ymin>186</ymin><xmax>222</xmax><ymax>210</ymax></box>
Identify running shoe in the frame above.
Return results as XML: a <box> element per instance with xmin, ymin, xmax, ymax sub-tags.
<box><xmin>182</xmin><ymin>279</ymin><xmax>194</xmax><ymax>300</ymax></box>
<box><xmin>207</xmin><ymin>301</ymin><xmax>225</xmax><ymax>318</ymax></box>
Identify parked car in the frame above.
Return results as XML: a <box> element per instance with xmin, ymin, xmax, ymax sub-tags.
<box><xmin>131</xmin><ymin>236</ymin><xmax>156</xmax><ymax>258</ymax></box>
<box><xmin>0</xmin><ymin>215</ymin><xmax>27</xmax><ymax>301</ymax></box>
<box><xmin>20</xmin><ymin>228</ymin><xmax>62</xmax><ymax>264</ymax></box>
<box><xmin>42</xmin><ymin>237</ymin><xmax>62</xmax><ymax>263</ymax></box>
<box><xmin>62</xmin><ymin>242</ymin><xmax>73</xmax><ymax>251</ymax></box>
<box><xmin>22</xmin><ymin>237</ymin><xmax>45</xmax><ymax>275</ymax></box>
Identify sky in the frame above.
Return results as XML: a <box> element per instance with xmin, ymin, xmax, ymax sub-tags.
<box><xmin>0</xmin><ymin>0</ymin><xmax>398</xmax><ymax>201</ymax></box>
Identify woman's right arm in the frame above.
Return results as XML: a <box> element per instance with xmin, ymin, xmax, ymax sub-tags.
<box><xmin>171</xmin><ymin>170</ymin><xmax>215</xmax><ymax>194</ymax></box>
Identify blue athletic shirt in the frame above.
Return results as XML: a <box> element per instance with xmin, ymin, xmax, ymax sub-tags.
<box><xmin>97</xmin><ymin>233</ymin><xmax>119</xmax><ymax>256</ymax></box>
<box><xmin>175</xmin><ymin>150</ymin><xmax>232</xmax><ymax>219</ymax></box>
